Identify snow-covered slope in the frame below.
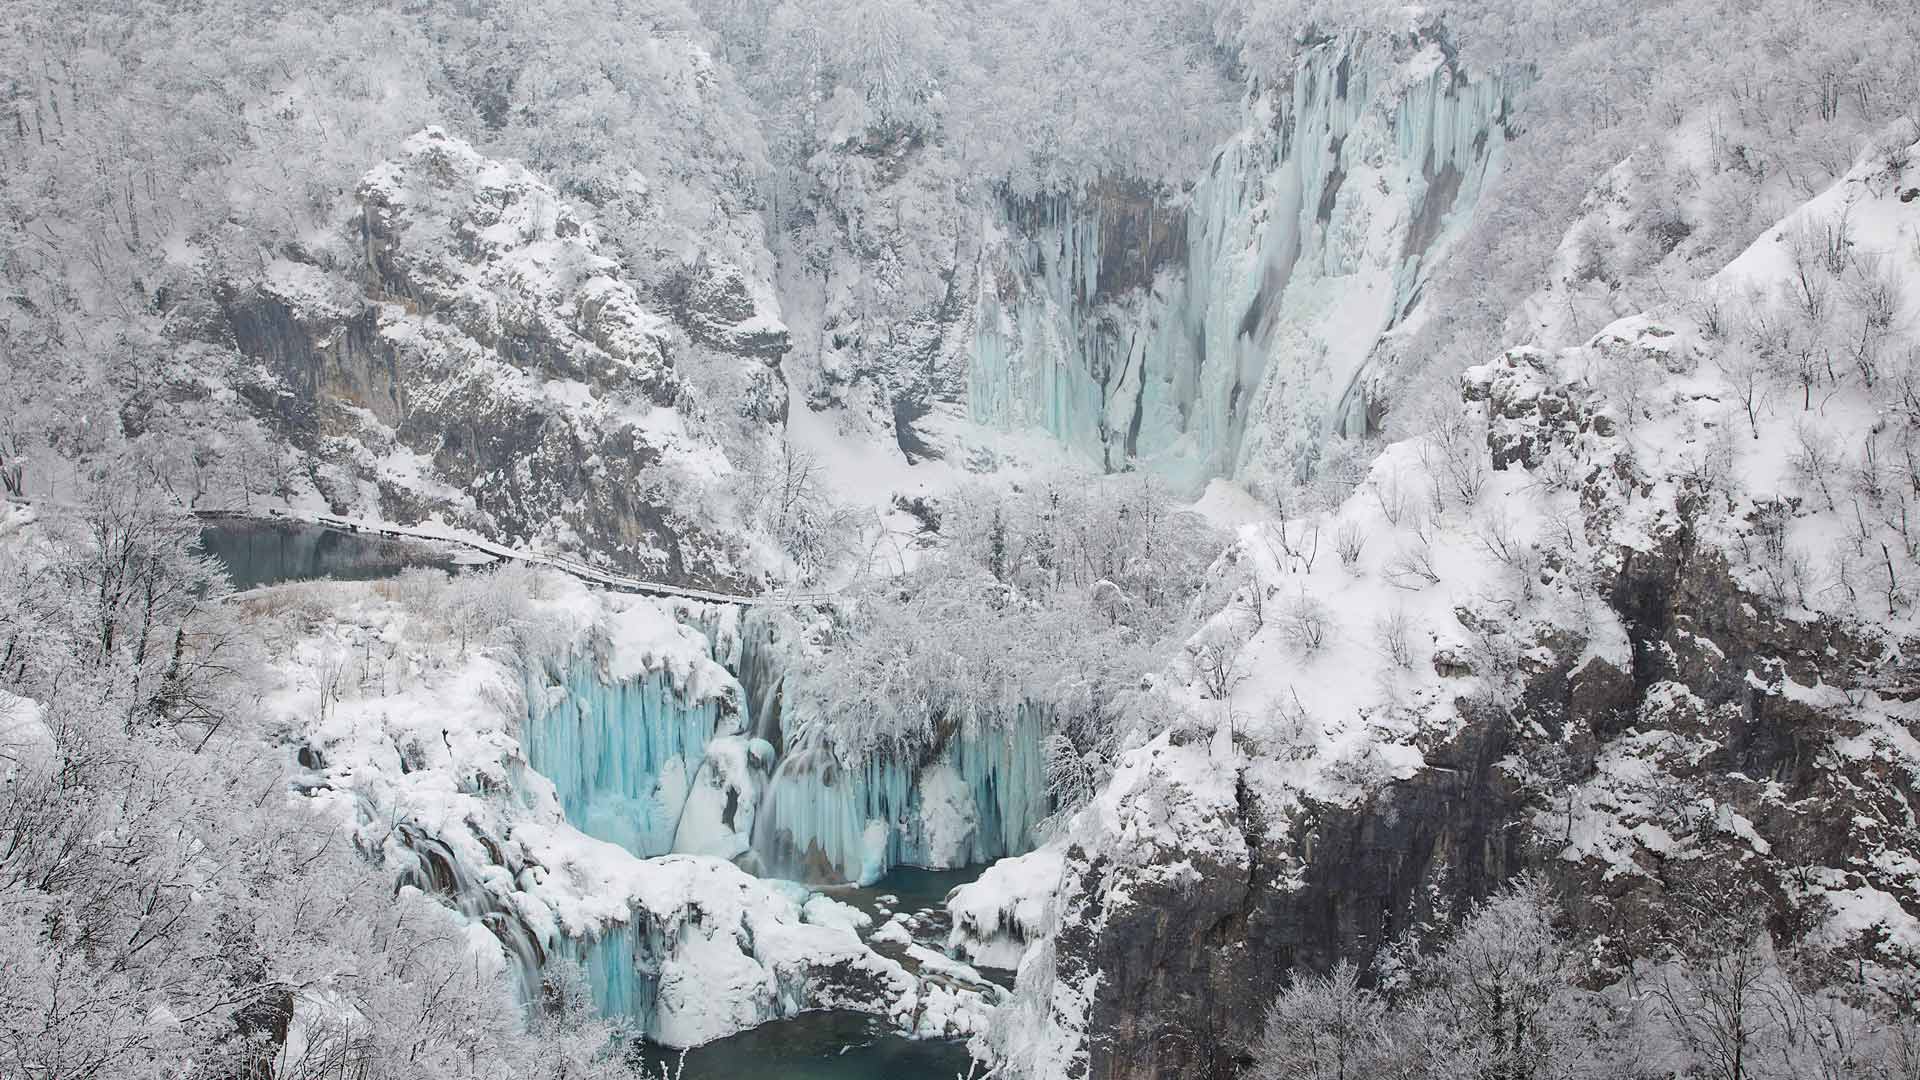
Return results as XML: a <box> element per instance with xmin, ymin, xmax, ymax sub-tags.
<box><xmin>974</xmin><ymin>136</ymin><xmax>1920</xmax><ymax>1080</ymax></box>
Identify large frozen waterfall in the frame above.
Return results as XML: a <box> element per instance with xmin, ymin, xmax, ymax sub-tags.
<box><xmin>968</xmin><ymin>36</ymin><xmax>1527</xmax><ymax>491</ymax></box>
<box><xmin>510</xmin><ymin>601</ymin><xmax>1039</xmax><ymax>1037</ymax></box>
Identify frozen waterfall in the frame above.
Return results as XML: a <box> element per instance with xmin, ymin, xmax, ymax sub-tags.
<box><xmin>967</xmin><ymin>36</ymin><xmax>1528</xmax><ymax>491</ymax></box>
<box><xmin>520</xmin><ymin>658</ymin><xmax>735</xmax><ymax>858</ymax></box>
<box><xmin>750</xmin><ymin>705</ymin><xmax>1053</xmax><ymax>886</ymax></box>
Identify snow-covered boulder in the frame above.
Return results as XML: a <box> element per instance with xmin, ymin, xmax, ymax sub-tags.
<box><xmin>947</xmin><ymin>846</ymin><xmax>1064</xmax><ymax>971</ymax></box>
<box><xmin>670</xmin><ymin>735</ymin><xmax>772</xmax><ymax>860</ymax></box>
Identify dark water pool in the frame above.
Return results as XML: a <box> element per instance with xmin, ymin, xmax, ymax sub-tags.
<box><xmin>197</xmin><ymin>521</ymin><xmax>465</xmax><ymax>589</ymax></box>
<box><xmin>830</xmin><ymin>866</ymin><xmax>1016</xmax><ymax>991</ymax></box>
<box><xmin>624</xmin><ymin>867</ymin><xmax>1002</xmax><ymax>1079</ymax></box>
<box><xmin>832</xmin><ymin>866</ymin><xmax>992</xmax><ymax>924</ymax></box>
<box><xmin>628</xmin><ymin>1010</ymin><xmax>978</xmax><ymax>1080</ymax></box>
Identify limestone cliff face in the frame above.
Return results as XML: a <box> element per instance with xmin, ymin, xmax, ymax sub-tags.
<box><xmin>1001</xmin><ymin>345</ymin><xmax>1918</xmax><ymax>1080</ymax></box>
<box><xmin>194</xmin><ymin>129</ymin><xmax>781</xmax><ymax>587</ymax></box>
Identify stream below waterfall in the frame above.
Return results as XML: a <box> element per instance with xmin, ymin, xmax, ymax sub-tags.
<box><xmin>627</xmin><ymin>864</ymin><xmax>1001</xmax><ymax>1078</ymax></box>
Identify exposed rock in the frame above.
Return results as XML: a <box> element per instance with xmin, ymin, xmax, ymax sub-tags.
<box><xmin>1011</xmin><ymin>303</ymin><xmax>1920</xmax><ymax>1078</ymax></box>
<box><xmin>193</xmin><ymin>129</ymin><xmax>777</xmax><ymax>587</ymax></box>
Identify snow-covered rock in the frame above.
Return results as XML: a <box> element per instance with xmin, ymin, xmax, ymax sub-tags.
<box><xmin>671</xmin><ymin>735</ymin><xmax>771</xmax><ymax>860</ymax></box>
<box><xmin>211</xmin><ymin>129</ymin><xmax>777</xmax><ymax>587</ymax></box>
<box><xmin>947</xmin><ymin>847</ymin><xmax>1064</xmax><ymax>971</ymax></box>
<box><xmin>987</xmin><ymin>135</ymin><xmax>1920</xmax><ymax>1079</ymax></box>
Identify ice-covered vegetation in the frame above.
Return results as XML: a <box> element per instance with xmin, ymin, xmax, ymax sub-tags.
<box><xmin>784</xmin><ymin>475</ymin><xmax>1220</xmax><ymax>819</ymax></box>
<box><xmin>1247</xmin><ymin>876</ymin><xmax>1920</xmax><ymax>1080</ymax></box>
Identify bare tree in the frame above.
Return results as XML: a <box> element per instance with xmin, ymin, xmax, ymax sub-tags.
<box><xmin>1248</xmin><ymin>962</ymin><xmax>1386</xmax><ymax>1080</ymax></box>
<box><xmin>1279</xmin><ymin>590</ymin><xmax>1334</xmax><ymax>656</ymax></box>
<box><xmin>1790</xmin><ymin>421</ymin><xmax>1842</xmax><ymax>512</ymax></box>
<box><xmin>1189</xmin><ymin>624</ymin><xmax>1246</xmax><ymax>700</ymax></box>
<box><xmin>1716</xmin><ymin>347</ymin><xmax>1770</xmax><ymax>440</ymax></box>
<box><xmin>1653</xmin><ymin>897</ymin><xmax>1776</xmax><ymax>1080</ymax></box>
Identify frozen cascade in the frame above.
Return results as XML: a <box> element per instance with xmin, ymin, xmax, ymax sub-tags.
<box><xmin>967</xmin><ymin>36</ymin><xmax>1528</xmax><ymax>490</ymax></box>
<box><xmin>392</xmin><ymin>824</ymin><xmax>546</xmax><ymax>1010</ymax></box>
<box><xmin>751</xmin><ymin>704</ymin><xmax>1052</xmax><ymax>886</ymax></box>
<box><xmin>276</xmin><ymin>581</ymin><xmax>1004</xmax><ymax>1050</ymax></box>
<box><xmin>577</xmin><ymin>921</ymin><xmax>650</xmax><ymax>1022</ymax></box>
<box><xmin>509</xmin><ymin>601</ymin><xmax>1032</xmax><ymax>1037</ymax></box>
<box><xmin>520</xmin><ymin>657</ymin><xmax>737</xmax><ymax>859</ymax></box>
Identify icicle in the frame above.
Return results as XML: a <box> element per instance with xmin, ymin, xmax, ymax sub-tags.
<box><xmin>749</xmin><ymin>706</ymin><xmax>1054</xmax><ymax>884</ymax></box>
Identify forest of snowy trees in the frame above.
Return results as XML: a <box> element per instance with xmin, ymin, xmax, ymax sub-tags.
<box><xmin>1249</xmin><ymin>877</ymin><xmax>1920</xmax><ymax>1080</ymax></box>
<box><xmin>0</xmin><ymin>458</ymin><xmax>637</xmax><ymax>1078</ymax></box>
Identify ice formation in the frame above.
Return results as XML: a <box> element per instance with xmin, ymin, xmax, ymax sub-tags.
<box><xmin>750</xmin><ymin>704</ymin><xmax>1052</xmax><ymax>885</ymax></box>
<box><xmin>969</xmin><ymin>38</ymin><xmax>1526</xmax><ymax>491</ymax></box>
<box><xmin>519</xmin><ymin>658</ymin><xmax>736</xmax><ymax>858</ymax></box>
<box><xmin>264</xmin><ymin>575</ymin><xmax>1026</xmax><ymax>1048</ymax></box>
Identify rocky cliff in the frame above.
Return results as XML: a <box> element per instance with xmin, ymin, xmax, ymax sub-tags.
<box><xmin>978</xmin><ymin>138</ymin><xmax>1920</xmax><ymax>1079</ymax></box>
<box><xmin>181</xmin><ymin>130</ymin><xmax>781</xmax><ymax>587</ymax></box>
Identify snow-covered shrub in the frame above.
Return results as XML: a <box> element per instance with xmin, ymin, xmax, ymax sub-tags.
<box><xmin>1261</xmin><ymin>692</ymin><xmax>1320</xmax><ymax>762</ymax></box>
<box><xmin>1189</xmin><ymin>623</ymin><xmax>1248</xmax><ymax>700</ymax></box>
<box><xmin>1384</xmin><ymin>531</ymin><xmax>1443</xmax><ymax>591</ymax></box>
<box><xmin>1372</xmin><ymin>610</ymin><xmax>1417</xmax><ymax>671</ymax></box>
<box><xmin>1335</xmin><ymin>520</ymin><xmax>1366</xmax><ymax>572</ymax></box>
<box><xmin>1278</xmin><ymin>591</ymin><xmax>1333</xmax><ymax>657</ymax></box>
<box><xmin>1414</xmin><ymin>400</ymin><xmax>1489</xmax><ymax>509</ymax></box>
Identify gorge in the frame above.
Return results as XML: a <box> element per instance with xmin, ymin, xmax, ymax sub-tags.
<box><xmin>5</xmin><ymin>2</ymin><xmax>1920</xmax><ymax>1079</ymax></box>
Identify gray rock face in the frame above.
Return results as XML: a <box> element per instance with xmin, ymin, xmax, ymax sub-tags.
<box><xmin>1034</xmin><ymin>336</ymin><xmax>1920</xmax><ymax>1080</ymax></box>
<box><xmin>194</xmin><ymin>129</ymin><xmax>778</xmax><ymax>587</ymax></box>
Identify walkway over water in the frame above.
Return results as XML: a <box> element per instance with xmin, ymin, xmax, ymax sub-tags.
<box><xmin>7</xmin><ymin>495</ymin><xmax>830</xmax><ymax>606</ymax></box>
<box><xmin>191</xmin><ymin>508</ymin><xmax>832</xmax><ymax>606</ymax></box>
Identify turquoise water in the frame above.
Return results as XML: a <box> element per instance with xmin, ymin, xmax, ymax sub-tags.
<box><xmin>829</xmin><ymin>865</ymin><xmax>990</xmax><ymax>926</ymax></box>
<box><xmin>628</xmin><ymin>1010</ymin><xmax>978</xmax><ymax>1080</ymax></box>
<box><xmin>824</xmin><ymin>866</ymin><xmax>1015</xmax><ymax>991</ymax></box>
